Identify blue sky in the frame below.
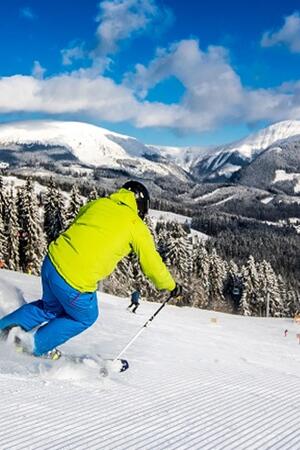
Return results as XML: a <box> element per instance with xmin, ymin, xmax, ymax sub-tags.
<box><xmin>0</xmin><ymin>0</ymin><xmax>300</xmax><ymax>146</ymax></box>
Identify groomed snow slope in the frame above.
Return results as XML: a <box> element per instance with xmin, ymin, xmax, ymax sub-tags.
<box><xmin>0</xmin><ymin>269</ymin><xmax>300</xmax><ymax>449</ymax></box>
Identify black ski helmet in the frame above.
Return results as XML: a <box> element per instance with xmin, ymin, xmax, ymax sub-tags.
<box><xmin>122</xmin><ymin>180</ymin><xmax>150</xmax><ymax>219</ymax></box>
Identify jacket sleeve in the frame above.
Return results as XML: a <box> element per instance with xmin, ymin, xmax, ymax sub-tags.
<box><xmin>131</xmin><ymin>219</ymin><xmax>176</xmax><ymax>291</ymax></box>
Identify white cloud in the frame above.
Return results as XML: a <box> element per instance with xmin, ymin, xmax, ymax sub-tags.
<box><xmin>0</xmin><ymin>73</ymin><xmax>138</xmax><ymax>119</ymax></box>
<box><xmin>3</xmin><ymin>6</ymin><xmax>300</xmax><ymax>136</ymax></box>
<box><xmin>126</xmin><ymin>39</ymin><xmax>244</xmax><ymax>130</ymax></box>
<box><xmin>0</xmin><ymin>71</ymin><xmax>185</xmax><ymax>130</ymax></box>
<box><xmin>126</xmin><ymin>38</ymin><xmax>300</xmax><ymax>131</ymax></box>
<box><xmin>20</xmin><ymin>7</ymin><xmax>36</xmax><ymax>20</ymax></box>
<box><xmin>61</xmin><ymin>0</ymin><xmax>172</xmax><ymax>70</ymax></box>
<box><xmin>93</xmin><ymin>0</ymin><xmax>173</xmax><ymax>58</ymax></box>
<box><xmin>1</xmin><ymin>40</ymin><xmax>300</xmax><ymax>134</ymax></box>
<box><xmin>32</xmin><ymin>61</ymin><xmax>46</xmax><ymax>79</ymax></box>
<box><xmin>261</xmin><ymin>12</ymin><xmax>300</xmax><ymax>53</ymax></box>
<box><xmin>61</xmin><ymin>44</ymin><xmax>85</xmax><ymax>66</ymax></box>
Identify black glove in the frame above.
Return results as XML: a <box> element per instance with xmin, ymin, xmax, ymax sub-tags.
<box><xmin>170</xmin><ymin>284</ymin><xmax>183</xmax><ymax>298</ymax></box>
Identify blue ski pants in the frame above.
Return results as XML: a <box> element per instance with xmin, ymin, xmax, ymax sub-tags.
<box><xmin>0</xmin><ymin>256</ymin><xmax>99</xmax><ymax>355</ymax></box>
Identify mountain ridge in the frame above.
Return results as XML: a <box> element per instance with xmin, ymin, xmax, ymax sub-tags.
<box><xmin>0</xmin><ymin>119</ymin><xmax>299</xmax><ymax>194</ymax></box>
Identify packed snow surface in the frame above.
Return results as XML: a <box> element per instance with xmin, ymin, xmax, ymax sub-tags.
<box><xmin>261</xmin><ymin>196</ymin><xmax>274</xmax><ymax>204</ymax></box>
<box><xmin>0</xmin><ymin>269</ymin><xmax>300</xmax><ymax>449</ymax></box>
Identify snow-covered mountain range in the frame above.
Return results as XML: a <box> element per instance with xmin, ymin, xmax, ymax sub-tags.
<box><xmin>191</xmin><ymin>120</ymin><xmax>300</xmax><ymax>182</ymax></box>
<box><xmin>0</xmin><ymin>120</ymin><xmax>189</xmax><ymax>181</ymax></box>
<box><xmin>0</xmin><ymin>119</ymin><xmax>299</xmax><ymax>195</ymax></box>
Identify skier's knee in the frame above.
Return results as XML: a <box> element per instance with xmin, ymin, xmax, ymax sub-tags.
<box><xmin>81</xmin><ymin>308</ymin><xmax>98</xmax><ymax>328</ymax></box>
<box><xmin>89</xmin><ymin>310</ymin><xmax>98</xmax><ymax>326</ymax></box>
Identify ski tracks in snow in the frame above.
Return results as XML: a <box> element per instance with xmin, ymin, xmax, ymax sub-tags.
<box><xmin>0</xmin><ymin>361</ymin><xmax>300</xmax><ymax>449</ymax></box>
<box><xmin>0</xmin><ymin>270</ymin><xmax>300</xmax><ymax>449</ymax></box>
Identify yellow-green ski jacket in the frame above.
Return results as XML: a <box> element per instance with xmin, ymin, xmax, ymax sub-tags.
<box><xmin>48</xmin><ymin>188</ymin><xmax>176</xmax><ymax>293</ymax></box>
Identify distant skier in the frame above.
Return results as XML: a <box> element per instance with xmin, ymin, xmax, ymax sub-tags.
<box><xmin>0</xmin><ymin>181</ymin><xmax>182</xmax><ymax>359</ymax></box>
<box><xmin>127</xmin><ymin>291</ymin><xmax>140</xmax><ymax>314</ymax></box>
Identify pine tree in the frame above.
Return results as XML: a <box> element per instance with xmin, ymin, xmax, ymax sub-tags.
<box><xmin>224</xmin><ymin>260</ymin><xmax>242</xmax><ymax>312</ymax></box>
<box><xmin>66</xmin><ymin>184</ymin><xmax>83</xmax><ymax>225</ymax></box>
<box><xmin>257</xmin><ymin>260</ymin><xmax>283</xmax><ymax>317</ymax></box>
<box><xmin>88</xmin><ymin>187</ymin><xmax>99</xmax><ymax>201</ymax></box>
<box><xmin>164</xmin><ymin>222</ymin><xmax>193</xmax><ymax>304</ymax></box>
<box><xmin>240</xmin><ymin>255</ymin><xmax>260</xmax><ymax>316</ymax></box>
<box><xmin>0</xmin><ymin>176</ymin><xmax>7</xmax><ymax>221</ymax></box>
<box><xmin>164</xmin><ymin>223</ymin><xmax>193</xmax><ymax>278</ymax></box>
<box><xmin>130</xmin><ymin>252</ymin><xmax>158</xmax><ymax>300</ymax></box>
<box><xmin>286</xmin><ymin>288</ymin><xmax>300</xmax><ymax>317</ymax></box>
<box><xmin>5</xmin><ymin>190</ymin><xmax>20</xmax><ymax>271</ymax></box>
<box><xmin>145</xmin><ymin>216</ymin><xmax>156</xmax><ymax>241</ymax></box>
<box><xmin>105</xmin><ymin>254</ymin><xmax>136</xmax><ymax>297</ymax></box>
<box><xmin>208</xmin><ymin>248</ymin><xmax>227</xmax><ymax>310</ymax></box>
<box><xmin>0</xmin><ymin>213</ymin><xmax>7</xmax><ymax>266</ymax></box>
<box><xmin>156</xmin><ymin>221</ymin><xmax>169</xmax><ymax>261</ymax></box>
<box><xmin>44</xmin><ymin>178</ymin><xmax>66</xmax><ymax>244</ymax></box>
<box><xmin>192</xmin><ymin>241</ymin><xmax>210</xmax><ymax>308</ymax></box>
<box><xmin>17</xmin><ymin>178</ymin><xmax>46</xmax><ymax>274</ymax></box>
<box><xmin>227</xmin><ymin>260</ymin><xmax>239</xmax><ymax>280</ymax></box>
<box><xmin>277</xmin><ymin>275</ymin><xmax>288</xmax><ymax>316</ymax></box>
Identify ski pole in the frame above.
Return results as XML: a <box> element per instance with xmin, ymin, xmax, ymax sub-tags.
<box><xmin>113</xmin><ymin>293</ymin><xmax>173</xmax><ymax>362</ymax></box>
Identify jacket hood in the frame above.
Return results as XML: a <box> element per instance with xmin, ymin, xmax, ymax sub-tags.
<box><xmin>109</xmin><ymin>188</ymin><xmax>138</xmax><ymax>215</ymax></box>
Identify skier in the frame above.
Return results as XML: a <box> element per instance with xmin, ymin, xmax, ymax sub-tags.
<box><xmin>127</xmin><ymin>290</ymin><xmax>140</xmax><ymax>313</ymax></box>
<box><xmin>0</xmin><ymin>181</ymin><xmax>181</xmax><ymax>359</ymax></box>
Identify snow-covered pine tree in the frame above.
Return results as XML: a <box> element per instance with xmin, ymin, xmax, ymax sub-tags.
<box><xmin>208</xmin><ymin>248</ymin><xmax>227</xmax><ymax>310</ymax></box>
<box><xmin>44</xmin><ymin>178</ymin><xmax>66</xmax><ymax>244</ymax></box>
<box><xmin>164</xmin><ymin>222</ymin><xmax>193</xmax><ymax>304</ymax></box>
<box><xmin>66</xmin><ymin>184</ymin><xmax>83</xmax><ymax>225</ymax></box>
<box><xmin>165</xmin><ymin>222</ymin><xmax>193</xmax><ymax>277</ymax></box>
<box><xmin>5</xmin><ymin>189</ymin><xmax>20</xmax><ymax>271</ymax></box>
<box><xmin>227</xmin><ymin>260</ymin><xmax>239</xmax><ymax>280</ymax></box>
<box><xmin>17</xmin><ymin>178</ymin><xmax>46</xmax><ymax>274</ymax></box>
<box><xmin>0</xmin><ymin>213</ymin><xmax>7</xmax><ymax>266</ymax></box>
<box><xmin>132</xmin><ymin>215</ymin><xmax>161</xmax><ymax>300</ymax></box>
<box><xmin>87</xmin><ymin>186</ymin><xmax>99</xmax><ymax>201</ymax></box>
<box><xmin>156</xmin><ymin>221</ymin><xmax>169</xmax><ymax>260</ymax></box>
<box><xmin>257</xmin><ymin>260</ymin><xmax>283</xmax><ymax>317</ymax></box>
<box><xmin>144</xmin><ymin>215</ymin><xmax>156</xmax><ymax>241</ymax></box>
<box><xmin>277</xmin><ymin>274</ymin><xmax>288</xmax><ymax>316</ymax></box>
<box><xmin>104</xmin><ymin>255</ymin><xmax>136</xmax><ymax>297</ymax></box>
<box><xmin>223</xmin><ymin>260</ymin><xmax>241</xmax><ymax>312</ymax></box>
<box><xmin>130</xmin><ymin>251</ymin><xmax>158</xmax><ymax>301</ymax></box>
<box><xmin>239</xmin><ymin>290</ymin><xmax>252</xmax><ymax>316</ymax></box>
<box><xmin>0</xmin><ymin>176</ymin><xmax>8</xmax><ymax>227</ymax></box>
<box><xmin>240</xmin><ymin>255</ymin><xmax>260</xmax><ymax>316</ymax></box>
<box><xmin>192</xmin><ymin>240</ymin><xmax>210</xmax><ymax>308</ymax></box>
<box><xmin>286</xmin><ymin>288</ymin><xmax>300</xmax><ymax>317</ymax></box>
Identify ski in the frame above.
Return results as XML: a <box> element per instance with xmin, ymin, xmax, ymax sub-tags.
<box><xmin>58</xmin><ymin>353</ymin><xmax>129</xmax><ymax>376</ymax></box>
<box><xmin>2</xmin><ymin>328</ymin><xmax>129</xmax><ymax>376</ymax></box>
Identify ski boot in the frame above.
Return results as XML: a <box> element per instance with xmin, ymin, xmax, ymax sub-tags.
<box><xmin>14</xmin><ymin>334</ymin><xmax>61</xmax><ymax>360</ymax></box>
<box><xmin>45</xmin><ymin>348</ymin><xmax>62</xmax><ymax>361</ymax></box>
